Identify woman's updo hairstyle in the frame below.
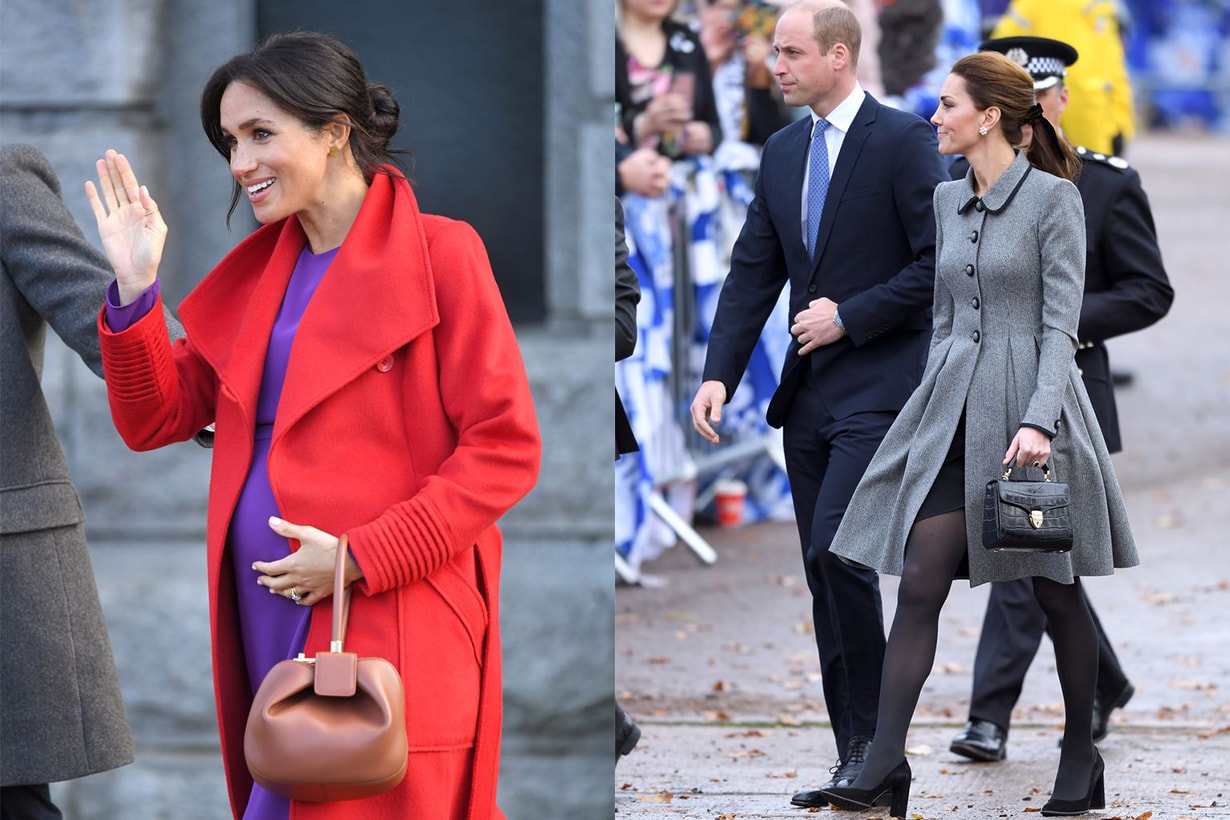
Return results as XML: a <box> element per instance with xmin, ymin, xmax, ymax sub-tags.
<box><xmin>950</xmin><ymin>51</ymin><xmax>1081</xmax><ymax>182</ymax></box>
<box><xmin>200</xmin><ymin>31</ymin><xmax>407</xmax><ymax>221</ymax></box>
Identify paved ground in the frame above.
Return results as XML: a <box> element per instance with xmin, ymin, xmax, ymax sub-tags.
<box><xmin>615</xmin><ymin>132</ymin><xmax>1230</xmax><ymax>820</ymax></box>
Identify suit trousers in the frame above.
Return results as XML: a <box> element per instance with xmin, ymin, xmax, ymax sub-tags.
<box><xmin>0</xmin><ymin>785</ymin><xmax>62</xmax><ymax>820</ymax></box>
<box><xmin>781</xmin><ymin>372</ymin><xmax>891</xmax><ymax>758</ymax></box>
<box><xmin>969</xmin><ymin>577</ymin><xmax>1128</xmax><ymax>730</ymax></box>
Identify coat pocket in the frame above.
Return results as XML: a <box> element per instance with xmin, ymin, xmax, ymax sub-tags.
<box><xmin>840</xmin><ymin>183</ymin><xmax>890</xmax><ymax>202</ymax></box>
<box><xmin>423</xmin><ymin>555</ymin><xmax>488</xmax><ymax>667</ymax></box>
<box><xmin>0</xmin><ymin>482</ymin><xmax>84</xmax><ymax>534</ymax></box>
<box><xmin>400</xmin><ymin>553</ymin><xmax>488</xmax><ymax>748</ymax></box>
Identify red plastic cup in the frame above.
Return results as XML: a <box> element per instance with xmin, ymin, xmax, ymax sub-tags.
<box><xmin>714</xmin><ymin>479</ymin><xmax>748</xmax><ymax>528</ymax></box>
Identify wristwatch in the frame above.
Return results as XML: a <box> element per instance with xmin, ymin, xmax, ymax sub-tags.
<box><xmin>833</xmin><ymin>308</ymin><xmax>845</xmax><ymax>333</ymax></box>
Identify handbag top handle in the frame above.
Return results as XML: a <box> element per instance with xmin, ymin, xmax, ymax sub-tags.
<box><xmin>330</xmin><ymin>533</ymin><xmax>352</xmax><ymax>653</ymax></box>
<box><xmin>1001</xmin><ymin>464</ymin><xmax>1055</xmax><ymax>482</ymax></box>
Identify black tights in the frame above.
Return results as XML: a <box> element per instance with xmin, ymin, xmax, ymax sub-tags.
<box><xmin>853</xmin><ymin>510</ymin><xmax>1099</xmax><ymax>801</ymax></box>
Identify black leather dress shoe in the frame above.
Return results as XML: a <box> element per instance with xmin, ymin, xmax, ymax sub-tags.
<box><xmin>791</xmin><ymin>735</ymin><xmax>876</xmax><ymax>807</ymax></box>
<box><xmin>949</xmin><ymin>719</ymin><xmax>1007</xmax><ymax>762</ymax></box>
<box><xmin>616</xmin><ymin>703</ymin><xmax>641</xmax><ymax>759</ymax></box>
<box><xmin>1092</xmin><ymin>681</ymin><xmax>1135</xmax><ymax>742</ymax></box>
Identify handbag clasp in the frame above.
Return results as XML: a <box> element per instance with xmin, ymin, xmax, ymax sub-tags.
<box><xmin>1029</xmin><ymin>510</ymin><xmax>1044</xmax><ymax>529</ymax></box>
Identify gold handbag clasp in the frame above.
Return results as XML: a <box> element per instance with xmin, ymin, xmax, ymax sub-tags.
<box><xmin>1029</xmin><ymin>510</ymin><xmax>1044</xmax><ymax>529</ymax></box>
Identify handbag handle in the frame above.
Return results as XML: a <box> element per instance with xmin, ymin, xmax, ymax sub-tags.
<box><xmin>1001</xmin><ymin>464</ymin><xmax>1054</xmax><ymax>482</ymax></box>
<box><xmin>330</xmin><ymin>533</ymin><xmax>352</xmax><ymax>653</ymax></box>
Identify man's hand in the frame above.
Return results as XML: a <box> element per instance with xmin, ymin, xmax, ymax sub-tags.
<box><xmin>791</xmin><ymin>297</ymin><xmax>845</xmax><ymax>355</ymax></box>
<box><xmin>690</xmin><ymin>380</ymin><xmax>728</xmax><ymax>444</ymax></box>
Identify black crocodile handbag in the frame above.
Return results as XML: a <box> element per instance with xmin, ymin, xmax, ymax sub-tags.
<box><xmin>982</xmin><ymin>465</ymin><xmax>1073</xmax><ymax>553</ymax></box>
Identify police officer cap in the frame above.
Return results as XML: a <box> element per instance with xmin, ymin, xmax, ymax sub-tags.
<box><xmin>979</xmin><ymin>36</ymin><xmax>1079</xmax><ymax>91</ymax></box>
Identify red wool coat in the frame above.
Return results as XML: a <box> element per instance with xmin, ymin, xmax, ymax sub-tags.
<box><xmin>99</xmin><ymin>170</ymin><xmax>541</xmax><ymax>820</ymax></box>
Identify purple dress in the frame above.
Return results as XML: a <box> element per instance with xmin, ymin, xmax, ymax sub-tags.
<box><xmin>108</xmin><ymin>245</ymin><xmax>339</xmax><ymax>820</ymax></box>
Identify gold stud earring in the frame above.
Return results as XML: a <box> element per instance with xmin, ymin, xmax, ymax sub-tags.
<box><xmin>328</xmin><ymin>145</ymin><xmax>340</xmax><ymax>157</ymax></box>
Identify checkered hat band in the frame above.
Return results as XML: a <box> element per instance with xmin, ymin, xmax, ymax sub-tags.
<box><xmin>1026</xmin><ymin>56</ymin><xmax>1065</xmax><ymax>77</ymax></box>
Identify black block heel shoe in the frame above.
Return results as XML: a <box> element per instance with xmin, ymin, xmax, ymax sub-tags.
<box><xmin>819</xmin><ymin>758</ymin><xmax>911</xmax><ymax>819</ymax></box>
<box><xmin>1041</xmin><ymin>749</ymin><xmax>1105</xmax><ymax>816</ymax></box>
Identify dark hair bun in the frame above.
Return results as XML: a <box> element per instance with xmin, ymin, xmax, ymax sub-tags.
<box><xmin>367</xmin><ymin>83</ymin><xmax>400</xmax><ymax>148</ymax></box>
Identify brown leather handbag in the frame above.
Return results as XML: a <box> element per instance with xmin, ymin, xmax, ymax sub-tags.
<box><xmin>244</xmin><ymin>534</ymin><xmax>408</xmax><ymax>802</ymax></box>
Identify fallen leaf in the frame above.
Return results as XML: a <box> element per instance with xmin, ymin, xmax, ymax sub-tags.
<box><xmin>713</xmin><ymin>680</ymin><xmax>726</xmax><ymax>692</ymax></box>
<box><xmin>637</xmin><ymin>791</ymin><xmax>673</xmax><ymax>803</ymax></box>
<box><xmin>1169</xmin><ymin>680</ymin><xmax>1217</xmax><ymax>691</ymax></box>
<box><xmin>728</xmin><ymin>747</ymin><xmax>765</xmax><ymax>759</ymax></box>
<box><xmin>646</xmin><ymin>657</ymin><xmax>670</xmax><ymax>665</ymax></box>
<box><xmin>778</xmin><ymin>714</ymin><xmax>802</xmax><ymax>726</ymax></box>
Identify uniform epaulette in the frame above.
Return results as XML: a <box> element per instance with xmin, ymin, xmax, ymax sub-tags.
<box><xmin>1075</xmin><ymin>145</ymin><xmax>1130</xmax><ymax>171</ymax></box>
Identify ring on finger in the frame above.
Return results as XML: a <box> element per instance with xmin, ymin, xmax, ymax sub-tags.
<box><xmin>289</xmin><ymin>587</ymin><xmax>303</xmax><ymax>604</ymax></box>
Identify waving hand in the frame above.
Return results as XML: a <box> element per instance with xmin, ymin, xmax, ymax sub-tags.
<box><xmin>84</xmin><ymin>149</ymin><xmax>167</xmax><ymax>305</ymax></box>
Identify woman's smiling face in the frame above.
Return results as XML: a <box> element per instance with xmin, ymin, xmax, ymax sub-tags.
<box><xmin>931</xmin><ymin>73</ymin><xmax>986</xmax><ymax>156</ymax></box>
<box><xmin>219</xmin><ymin>81</ymin><xmax>335</xmax><ymax>225</ymax></box>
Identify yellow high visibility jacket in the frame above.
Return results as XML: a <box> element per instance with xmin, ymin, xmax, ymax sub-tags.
<box><xmin>993</xmin><ymin>0</ymin><xmax>1135</xmax><ymax>155</ymax></box>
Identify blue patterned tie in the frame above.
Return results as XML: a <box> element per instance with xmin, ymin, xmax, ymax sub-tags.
<box><xmin>806</xmin><ymin>118</ymin><xmax>830</xmax><ymax>258</ymax></box>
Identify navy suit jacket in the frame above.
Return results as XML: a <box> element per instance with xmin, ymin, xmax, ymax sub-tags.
<box><xmin>702</xmin><ymin>94</ymin><xmax>949</xmax><ymax>427</ymax></box>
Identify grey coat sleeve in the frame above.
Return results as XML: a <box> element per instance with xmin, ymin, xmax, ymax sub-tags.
<box><xmin>0</xmin><ymin>144</ymin><xmax>185</xmax><ymax>380</ymax></box>
<box><xmin>1023</xmin><ymin>178</ymin><xmax>1086</xmax><ymax>434</ymax></box>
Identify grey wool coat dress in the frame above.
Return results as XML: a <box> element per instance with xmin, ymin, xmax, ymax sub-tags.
<box><xmin>830</xmin><ymin>151</ymin><xmax>1138</xmax><ymax>586</ymax></box>
<box><xmin>0</xmin><ymin>144</ymin><xmax>137</xmax><ymax>784</ymax></box>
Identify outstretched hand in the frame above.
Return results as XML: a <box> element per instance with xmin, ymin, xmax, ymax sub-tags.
<box><xmin>84</xmin><ymin>149</ymin><xmax>166</xmax><ymax>305</ymax></box>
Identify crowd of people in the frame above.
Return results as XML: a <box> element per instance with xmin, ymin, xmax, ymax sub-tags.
<box><xmin>617</xmin><ymin>0</ymin><xmax>1175</xmax><ymax>816</ymax></box>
